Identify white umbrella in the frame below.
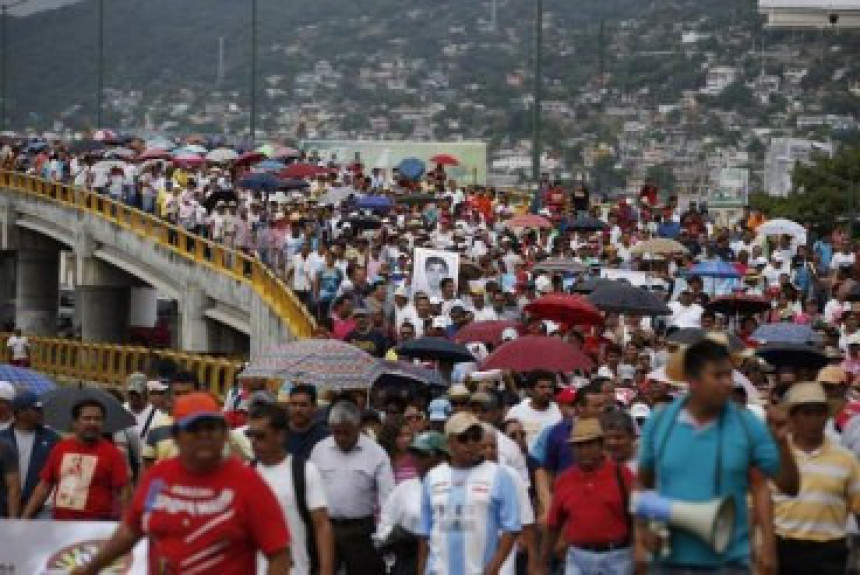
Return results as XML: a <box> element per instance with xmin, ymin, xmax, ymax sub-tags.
<box><xmin>647</xmin><ymin>366</ymin><xmax>760</xmax><ymax>404</ymax></box>
<box><xmin>104</xmin><ymin>147</ymin><xmax>136</xmax><ymax>160</ymax></box>
<box><xmin>206</xmin><ymin>148</ymin><xmax>239</xmax><ymax>163</ymax></box>
<box><xmin>757</xmin><ymin>218</ymin><xmax>806</xmax><ymax>239</ymax></box>
<box><xmin>92</xmin><ymin>160</ymin><xmax>126</xmax><ymax>173</ymax></box>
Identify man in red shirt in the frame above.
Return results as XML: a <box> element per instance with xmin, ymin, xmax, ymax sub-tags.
<box><xmin>72</xmin><ymin>392</ymin><xmax>290</xmax><ymax>575</ymax></box>
<box><xmin>541</xmin><ymin>418</ymin><xmax>634</xmax><ymax>574</ymax></box>
<box><xmin>22</xmin><ymin>397</ymin><xmax>130</xmax><ymax>521</ymax></box>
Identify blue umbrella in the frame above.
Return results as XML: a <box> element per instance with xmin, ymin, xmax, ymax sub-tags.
<box><xmin>687</xmin><ymin>261</ymin><xmax>741</xmax><ymax>279</ymax></box>
<box><xmin>280</xmin><ymin>178</ymin><xmax>310</xmax><ymax>190</ymax></box>
<box><xmin>24</xmin><ymin>141</ymin><xmax>48</xmax><ymax>153</ymax></box>
<box><xmin>0</xmin><ymin>364</ymin><xmax>57</xmax><ymax>395</ymax></box>
<box><xmin>397</xmin><ymin>157</ymin><xmax>425</xmax><ymax>181</ymax></box>
<box><xmin>238</xmin><ymin>172</ymin><xmax>281</xmax><ymax>191</ymax></box>
<box><xmin>254</xmin><ymin>159</ymin><xmax>286</xmax><ymax>172</ymax></box>
<box><xmin>752</xmin><ymin>323</ymin><xmax>821</xmax><ymax>345</ymax></box>
<box><xmin>355</xmin><ymin>196</ymin><xmax>394</xmax><ymax>211</ymax></box>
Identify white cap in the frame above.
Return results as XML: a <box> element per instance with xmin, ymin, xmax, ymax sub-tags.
<box><xmin>543</xmin><ymin>320</ymin><xmax>560</xmax><ymax>335</ymax></box>
<box><xmin>535</xmin><ymin>275</ymin><xmax>552</xmax><ymax>293</ymax></box>
<box><xmin>394</xmin><ymin>285</ymin><xmax>409</xmax><ymax>298</ymax></box>
<box><xmin>146</xmin><ymin>379</ymin><xmax>169</xmax><ymax>392</ymax></box>
<box><xmin>597</xmin><ymin>366</ymin><xmax>615</xmax><ymax>379</ymax></box>
<box><xmin>432</xmin><ymin>316</ymin><xmax>448</xmax><ymax>329</ymax></box>
<box><xmin>754</xmin><ymin>256</ymin><xmax>768</xmax><ymax>266</ymax></box>
<box><xmin>0</xmin><ymin>381</ymin><xmax>14</xmax><ymax>402</ymax></box>
<box><xmin>630</xmin><ymin>402</ymin><xmax>652</xmax><ymax>419</ymax></box>
<box><xmin>501</xmin><ymin>327</ymin><xmax>519</xmax><ymax>342</ymax></box>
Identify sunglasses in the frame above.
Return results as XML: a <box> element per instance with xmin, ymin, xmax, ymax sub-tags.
<box><xmin>455</xmin><ymin>427</ymin><xmax>483</xmax><ymax>444</ymax></box>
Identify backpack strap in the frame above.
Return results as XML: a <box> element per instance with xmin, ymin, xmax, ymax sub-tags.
<box><xmin>139</xmin><ymin>406</ymin><xmax>158</xmax><ymax>442</ymax></box>
<box><xmin>292</xmin><ymin>455</ymin><xmax>320</xmax><ymax>574</ymax></box>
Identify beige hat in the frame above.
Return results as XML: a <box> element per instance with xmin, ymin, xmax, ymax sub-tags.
<box><xmin>784</xmin><ymin>381</ymin><xmax>827</xmax><ymax>408</ymax></box>
<box><xmin>817</xmin><ymin>366</ymin><xmax>847</xmax><ymax>386</ymax></box>
<box><xmin>568</xmin><ymin>418</ymin><xmax>604</xmax><ymax>444</ymax></box>
<box><xmin>444</xmin><ymin>412</ymin><xmax>482</xmax><ymax>436</ymax></box>
<box><xmin>448</xmin><ymin>384</ymin><xmax>471</xmax><ymax>399</ymax></box>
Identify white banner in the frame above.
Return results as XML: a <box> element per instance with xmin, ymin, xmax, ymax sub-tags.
<box><xmin>412</xmin><ymin>248</ymin><xmax>460</xmax><ymax>299</ymax></box>
<box><xmin>0</xmin><ymin>519</ymin><xmax>147</xmax><ymax>573</ymax></box>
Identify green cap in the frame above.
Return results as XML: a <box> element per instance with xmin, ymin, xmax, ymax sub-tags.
<box><xmin>408</xmin><ymin>431</ymin><xmax>449</xmax><ymax>456</ymax></box>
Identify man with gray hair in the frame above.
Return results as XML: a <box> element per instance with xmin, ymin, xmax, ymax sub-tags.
<box><xmin>310</xmin><ymin>399</ymin><xmax>394</xmax><ymax>574</ymax></box>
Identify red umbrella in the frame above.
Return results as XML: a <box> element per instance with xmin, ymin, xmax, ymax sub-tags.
<box><xmin>271</xmin><ymin>146</ymin><xmax>300</xmax><ymax>160</ymax></box>
<box><xmin>281</xmin><ymin>163</ymin><xmax>329</xmax><ymax>179</ymax></box>
<box><xmin>524</xmin><ymin>293</ymin><xmax>603</xmax><ymax>326</ymax></box>
<box><xmin>235</xmin><ymin>151</ymin><xmax>266</xmax><ymax>166</ymax></box>
<box><xmin>430</xmin><ymin>154</ymin><xmax>459</xmax><ymax>166</ymax></box>
<box><xmin>138</xmin><ymin>148</ymin><xmax>171</xmax><ymax>161</ymax></box>
<box><xmin>507</xmin><ymin>214</ymin><xmax>553</xmax><ymax>229</ymax></box>
<box><xmin>705</xmin><ymin>293</ymin><xmax>771</xmax><ymax>316</ymax></box>
<box><xmin>172</xmin><ymin>153</ymin><xmax>205</xmax><ymax>167</ymax></box>
<box><xmin>454</xmin><ymin>320</ymin><xmax>521</xmax><ymax>346</ymax></box>
<box><xmin>481</xmin><ymin>336</ymin><xmax>594</xmax><ymax>373</ymax></box>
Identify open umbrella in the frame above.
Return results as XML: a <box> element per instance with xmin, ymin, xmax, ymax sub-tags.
<box><xmin>205</xmin><ymin>148</ymin><xmax>239</xmax><ymax>163</ymax></box>
<box><xmin>92</xmin><ymin>159</ymin><xmax>126</xmax><ymax>173</ymax></box>
<box><xmin>395</xmin><ymin>337</ymin><xmax>475</xmax><ymax>363</ymax></box>
<box><xmin>687</xmin><ymin>261</ymin><xmax>741</xmax><ymax>279</ymax></box>
<box><xmin>587</xmin><ymin>282</ymin><xmax>671</xmax><ymax>316</ymax></box>
<box><xmin>104</xmin><ymin>147</ymin><xmax>136</xmax><ymax>160</ymax></box>
<box><xmin>630</xmin><ymin>238</ymin><xmax>688</xmax><ymax>257</ymax></box>
<box><xmin>238</xmin><ymin>172</ymin><xmax>282</xmax><ymax>192</ymax></box>
<box><xmin>454</xmin><ymin>320</ymin><xmax>521</xmax><ymax>346</ymax></box>
<box><xmin>507</xmin><ymin>214</ymin><xmax>552</xmax><ymax>230</ymax></box>
<box><xmin>174</xmin><ymin>144</ymin><xmax>208</xmax><ymax>155</ymax></box>
<box><xmin>319</xmin><ymin>186</ymin><xmax>357</xmax><ymax>205</ymax></box>
<box><xmin>145</xmin><ymin>137</ymin><xmax>174</xmax><ymax>150</ymax></box>
<box><xmin>235</xmin><ymin>151</ymin><xmax>267</xmax><ymax>166</ymax></box>
<box><xmin>41</xmin><ymin>387</ymin><xmax>135</xmax><ymax>434</ymax></box>
<box><xmin>254</xmin><ymin>159</ymin><xmax>286</xmax><ymax>172</ymax></box>
<box><xmin>397</xmin><ymin>157</ymin><xmax>425</xmax><ymax>181</ymax></box>
<box><xmin>532</xmin><ymin>258</ymin><xmax>586</xmax><ymax>275</ymax></box>
<box><xmin>757</xmin><ymin>218</ymin><xmax>806</xmax><ymax>239</ymax></box>
<box><xmin>344</xmin><ymin>214</ymin><xmax>382</xmax><ymax>231</ymax></box>
<box><xmin>706</xmin><ymin>293</ymin><xmax>771</xmax><ymax>316</ymax></box>
<box><xmin>92</xmin><ymin>129</ymin><xmax>116</xmax><ymax>141</ymax></box>
<box><xmin>241</xmin><ymin>339</ymin><xmax>383</xmax><ymax>390</ymax></box>
<box><xmin>281</xmin><ymin>163</ymin><xmax>326</xmax><ymax>179</ymax></box>
<box><xmin>524</xmin><ymin>293</ymin><xmax>603</xmax><ymax>325</ymax></box>
<box><xmin>568</xmin><ymin>215</ymin><xmax>607</xmax><ymax>232</ymax></box>
<box><xmin>666</xmin><ymin>328</ymin><xmax>746</xmax><ymax>353</ymax></box>
<box><xmin>0</xmin><ymin>364</ymin><xmax>56</xmax><ymax>395</ymax></box>
<box><xmin>355</xmin><ymin>196</ymin><xmax>394</xmax><ymax>211</ymax></box>
<box><xmin>68</xmin><ymin>139</ymin><xmax>105</xmax><ymax>154</ymax></box>
<box><xmin>396</xmin><ymin>193</ymin><xmax>438</xmax><ymax>206</ymax></box>
<box><xmin>172</xmin><ymin>153</ymin><xmax>206</xmax><ymax>168</ymax></box>
<box><xmin>430</xmin><ymin>154</ymin><xmax>459</xmax><ymax>166</ymax></box>
<box><xmin>572</xmin><ymin>277</ymin><xmax>617</xmax><ymax>294</ymax></box>
<box><xmin>138</xmin><ymin>148</ymin><xmax>171</xmax><ymax>161</ymax></box>
<box><xmin>752</xmin><ymin>323</ymin><xmax>821</xmax><ymax>345</ymax></box>
<box><xmin>375</xmin><ymin>360</ymin><xmax>445</xmax><ymax>391</ymax></box>
<box><xmin>755</xmin><ymin>342</ymin><xmax>827</xmax><ymax>371</ymax></box>
<box><xmin>482</xmin><ymin>336</ymin><xmax>594</xmax><ymax>373</ymax></box>
<box><xmin>280</xmin><ymin>178</ymin><xmax>311</xmax><ymax>190</ymax></box>
<box><xmin>202</xmin><ymin>190</ymin><xmax>239</xmax><ymax>211</ymax></box>
<box><xmin>271</xmin><ymin>146</ymin><xmax>300</xmax><ymax>160</ymax></box>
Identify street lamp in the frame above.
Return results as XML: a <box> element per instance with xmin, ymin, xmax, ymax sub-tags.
<box><xmin>249</xmin><ymin>0</ymin><xmax>258</xmax><ymax>144</ymax></box>
<box><xmin>531</xmin><ymin>0</ymin><xmax>543</xmax><ymax>213</ymax></box>
<box><xmin>1</xmin><ymin>0</ymin><xmax>30</xmax><ymax>132</ymax></box>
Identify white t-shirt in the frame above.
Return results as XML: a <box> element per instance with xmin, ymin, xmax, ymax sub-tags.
<box><xmin>13</xmin><ymin>428</ymin><xmax>35</xmax><ymax>487</ymax></box>
<box><xmin>832</xmin><ymin>252</ymin><xmax>856</xmax><ymax>269</ymax></box>
<box><xmin>506</xmin><ymin>400</ymin><xmax>562</xmax><ymax>449</ymax></box>
<box><xmin>499</xmin><ymin>464</ymin><xmax>534</xmax><ymax>575</ymax></box>
<box><xmin>257</xmin><ymin>456</ymin><xmax>328</xmax><ymax>575</ymax></box>
<box><xmin>6</xmin><ymin>336</ymin><xmax>28</xmax><ymax>360</ymax></box>
<box><xmin>668</xmin><ymin>302</ymin><xmax>704</xmax><ymax>329</ymax></box>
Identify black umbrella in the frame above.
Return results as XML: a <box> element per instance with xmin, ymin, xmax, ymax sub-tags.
<box><xmin>532</xmin><ymin>258</ymin><xmax>587</xmax><ymax>275</ymax></box>
<box><xmin>571</xmin><ymin>277</ymin><xmax>617</xmax><ymax>294</ymax></box>
<box><xmin>568</xmin><ymin>215</ymin><xmax>607</xmax><ymax>232</ymax></box>
<box><xmin>41</xmin><ymin>387</ymin><xmax>136</xmax><ymax>434</ymax></box>
<box><xmin>280</xmin><ymin>178</ymin><xmax>311</xmax><ymax>190</ymax></box>
<box><xmin>375</xmin><ymin>361</ymin><xmax>446</xmax><ymax>394</ymax></box>
<box><xmin>396</xmin><ymin>194</ymin><xmax>438</xmax><ymax>206</ymax></box>
<box><xmin>68</xmin><ymin>139</ymin><xmax>105</xmax><ymax>154</ymax></box>
<box><xmin>395</xmin><ymin>337</ymin><xmax>475</xmax><ymax>363</ymax></box>
<box><xmin>667</xmin><ymin>328</ymin><xmax>746</xmax><ymax>353</ymax></box>
<box><xmin>755</xmin><ymin>343</ymin><xmax>827</xmax><ymax>371</ymax></box>
<box><xmin>202</xmin><ymin>190</ymin><xmax>239</xmax><ymax>211</ymax></box>
<box><xmin>344</xmin><ymin>214</ymin><xmax>382</xmax><ymax>231</ymax></box>
<box><xmin>587</xmin><ymin>282</ymin><xmax>671</xmax><ymax>315</ymax></box>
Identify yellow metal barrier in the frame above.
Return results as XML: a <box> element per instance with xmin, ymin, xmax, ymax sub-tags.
<box><xmin>0</xmin><ymin>171</ymin><xmax>316</xmax><ymax>340</ymax></box>
<box><xmin>0</xmin><ymin>333</ymin><xmax>242</xmax><ymax>397</ymax></box>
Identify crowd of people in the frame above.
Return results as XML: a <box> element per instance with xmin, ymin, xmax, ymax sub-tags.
<box><xmin>1</xmin><ymin>135</ymin><xmax>860</xmax><ymax>574</ymax></box>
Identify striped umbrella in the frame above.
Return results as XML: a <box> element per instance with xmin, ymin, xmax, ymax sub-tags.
<box><xmin>241</xmin><ymin>339</ymin><xmax>383</xmax><ymax>391</ymax></box>
<box><xmin>0</xmin><ymin>364</ymin><xmax>57</xmax><ymax>395</ymax></box>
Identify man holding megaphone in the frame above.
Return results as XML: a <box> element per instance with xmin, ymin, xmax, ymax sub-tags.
<box><xmin>634</xmin><ymin>338</ymin><xmax>800</xmax><ymax>574</ymax></box>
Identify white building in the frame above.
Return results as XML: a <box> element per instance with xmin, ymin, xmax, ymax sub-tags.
<box><xmin>763</xmin><ymin>137</ymin><xmax>834</xmax><ymax>197</ymax></box>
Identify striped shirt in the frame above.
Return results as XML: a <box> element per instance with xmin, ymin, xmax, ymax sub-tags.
<box><xmin>773</xmin><ymin>437</ymin><xmax>860</xmax><ymax>542</ymax></box>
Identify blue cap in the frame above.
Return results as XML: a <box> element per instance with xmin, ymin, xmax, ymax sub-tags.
<box><xmin>427</xmin><ymin>398</ymin><xmax>452</xmax><ymax>422</ymax></box>
<box><xmin>12</xmin><ymin>390</ymin><xmax>41</xmax><ymax>411</ymax></box>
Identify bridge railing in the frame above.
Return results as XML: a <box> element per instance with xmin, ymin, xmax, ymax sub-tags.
<box><xmin>0</xmin><ymin>171</ymin><xmax>316</xmax><ymax>340</ymax></box>
<box><xmin>0</xmin><ymin>333</ymin><xmax>242</xmax><ymax>397</ymax></box>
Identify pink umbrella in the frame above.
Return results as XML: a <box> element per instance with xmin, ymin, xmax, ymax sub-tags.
<box><xmin>524</xmin><ymin>293</ymin><xmax>604</xmax><ymax>326</ymax></box>
<box><xmin>430</xmin><ymin>153</ymin><xmax>459</xmax><ymax>166</ymax></box>
<box><xmin>271</xmin><ymin>146</ymin><xmax>300</xmax><ymax>160</ymax></box>
<box><xmin>138</xmin><ymin>148</ymin><xmax>171</xmax><ymax>161</ymax></box>
<box><xmin>172</xmin><ymin>153</ymin><xmax>205</xmax><ymax>167</ymax></box>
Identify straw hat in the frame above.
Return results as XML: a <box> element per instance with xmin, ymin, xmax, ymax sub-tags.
<box><xmin>568</xmin><ymin>418</ymin><xmax>604</xmax><ymax>444</ymax></box>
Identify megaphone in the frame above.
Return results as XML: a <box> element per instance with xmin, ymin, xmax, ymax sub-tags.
<box><xmin>631</xmin><ymin>490</ymin><xmax>736</xmax><ymax>554</ymax></box>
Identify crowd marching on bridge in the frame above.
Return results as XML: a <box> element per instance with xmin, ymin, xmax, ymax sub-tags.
<box><xmin>1</xmin><ymin>133</ymin><xmax>860</xmax><ymax>574</ymax></box>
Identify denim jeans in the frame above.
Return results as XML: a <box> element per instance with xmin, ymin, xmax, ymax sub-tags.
<box><xmin>565</xmin><ymin>546</ymin><xmax>632</xmax><ymax>574</ymax></box>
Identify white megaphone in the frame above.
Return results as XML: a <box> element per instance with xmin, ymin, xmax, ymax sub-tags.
<box><xmin>631</xmin><ymin>490</ymin><xmax>736</xmax><ymax>555</ymax></box>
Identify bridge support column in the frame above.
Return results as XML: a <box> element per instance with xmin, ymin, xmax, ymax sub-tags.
<box><xmin>15</xmin><ymin>249</ymin><xmax>59</xmax><ymax>335</ymax></box>
<box><xmin>180</xmin><ymin>284</ymin><xmax>210</xmax><ymax>353</ymax></box>
<box><xmin>0</xmin><ymin>252</ymin><xmax>15</xmax><ymax>330</ymax></box>
<box><xmin>76</xmin><ymin>286</ymin><xmax>130</xmax><ymax>343</ymax></box>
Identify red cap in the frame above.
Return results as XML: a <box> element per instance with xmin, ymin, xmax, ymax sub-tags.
<box><xmin>173</xmin><ymin>392</ymin><xmax>224</xmax><ymax>429</ymax></box>
<box><xmin>555</xmin><ymin>387</ymin><xmax>577</xmax><ymax>405</ymax></box>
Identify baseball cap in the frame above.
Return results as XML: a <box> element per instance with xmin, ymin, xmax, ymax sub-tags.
<box><xmin>0</xmin><ymin>380</ymin><xmax>15</xmax><ymax>402</ymax></box>
<box><xmin>427</xmin><ymin>398</ymin><xmax>452</xmax><ymax>422</ymax></box>
<box><xmin>501</xmin><ymin>327</ymin><xmax>519</xmax><ymax>342</ymax></box>
<box><xmin>784</xmin><ymin>381</ymin><xmax>827</xmax><ymax>408</ymax></box>
<box><xmin>408</xmin><ymin>431</ymin><xmax>449</xmax><ymax>455</ymax></box>
<box><xmin>12</xmin><ymin>390</ymin><xmax>41</xmax><ymax>411</ymax></box>
<box><xmin>630</xmin><ymin>402</ymin><xmax>652</xmax><ymax>420</ymax></box>
<box><xmin>147</xmin><ymin>379</ymin><xmax>169</xmax><ymax>392</ymax></box>
<box><xmin>126</xmin><ymin>372</ymin><xmax>147</xmax><ymax>394</ymax></box>
<box><xmin>555</xmin><ymin>387</ymin><xmax>577</xmax><ymax>404</ymax></box>
<box><xmin>444</xmin><ymin>412</ymin><xmax>482</xmax><ymax>436</ymax></box>
<box><xmin>173</xmin><ymin>392</ymin><xmax>225</xmax><ymax>430</ymax></box>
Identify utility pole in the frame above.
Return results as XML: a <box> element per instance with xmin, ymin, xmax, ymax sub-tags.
<box><xmin>249</xmin><ymin>0</ymin><xmax>258</xmax><ymax>144</ymax></box>
<box><xmin>531</xmin><ymin>0</ymin><xmax>543</xmax><ymax>213</ymax></box>
<box><xmin>96</xmin><ymin>0</ymin><xmax>104</xmax><ymax>127</ymax></box>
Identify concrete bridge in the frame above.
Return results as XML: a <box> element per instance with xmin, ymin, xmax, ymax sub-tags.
<box><xmin>0</xmin><ymin>172</ymin><xmax>314</xmax><ymax>357</ymax></box>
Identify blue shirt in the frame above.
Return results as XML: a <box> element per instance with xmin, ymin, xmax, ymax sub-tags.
<box><xmin>638</xmin><ymin>398</ymin><xmax>780</xmax><ymax>568</ymax></box>
<box><xmin>657</xmin><ymin>221</ymin><xmax>681</xmax><ymax>239</ymax></box>
<box><xmin>531</xmin><ymin>419</ymin><xmax>573</xmax><ymax>475</ymax></box>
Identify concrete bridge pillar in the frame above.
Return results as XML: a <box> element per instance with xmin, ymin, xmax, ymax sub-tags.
<box><xmin>15</xmin><ymin>249</ymin><xmax>59</xmax><ymax>335</ymax></box>
<box><xmin>179</xmin><ymin>284</ymin><xmax>210</xmax><ymax>353</ymax></box>
<box><xmin>0</xmin><ymin>252</ymin><xmax>16</xmax><ymax>330</ymax></box>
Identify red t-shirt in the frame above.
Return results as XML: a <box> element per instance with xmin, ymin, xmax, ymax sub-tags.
<box><xmin>41</xmin><ymin>437</ymin><xmax>129</xmax><ymax>521</ymax></box>
<box><xmin>547</xmin><ymin>458</ymin><xmax>633</xmax><ymax>546</ymax></box>
<box><xmin>126</xmin><ymin>456</ymin><xmax>289</xmax><ymax>574</ymax></box>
